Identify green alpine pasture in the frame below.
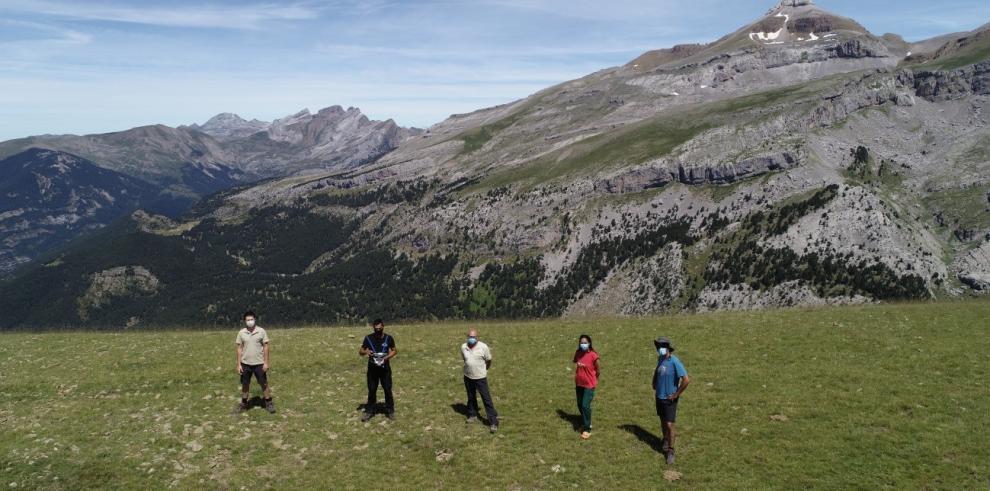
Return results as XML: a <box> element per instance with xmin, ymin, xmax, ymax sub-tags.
<box><xmin>2</xmin><ymin>300</ymin><xmax>989</xmax><ymax>489</ymax></box>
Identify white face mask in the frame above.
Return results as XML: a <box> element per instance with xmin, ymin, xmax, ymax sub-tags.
<box><xmin>658</xmin><ymin>347</ymin><xmax>668</xmax><ymax>357</ymax></box>
<box><xmin>245</xmin><ymin>319</ymin><xmax>256</xmax><ymax>328</ymax></box>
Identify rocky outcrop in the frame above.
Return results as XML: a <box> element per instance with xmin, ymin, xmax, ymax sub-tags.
<box><xmin>805</xmin><ymin>70</ymin><xmax>915</xmax><ymax>127</ymax></box>
<box><xmin>959</xmin><ymin>272</ymin><xmax>990</xmax><ymax>291</ymax></box>
<box><xmin>77</xmin><ymin>266</ymin><xmax>161</xmax><ymax>320</ymax></box>
<box><xmin>954</xmin><ymin>241</ymin><xmax>990</xmax><ymax>293</ymax></box>
<box><xmin>595</xmin><ymin>152</ymin><xmax>797</xmax><ymax>193</ymax></box>
<box><xmin>907</xmin><ymin>60</ymin><xmax>990</xmax><ymax>101</ymax></box>
<box><xmin>831</xmin><ymin>39</ymin><xmax>888</xmax><ymax>58</ymax></box>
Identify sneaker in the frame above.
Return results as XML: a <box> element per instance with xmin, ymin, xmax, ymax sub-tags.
<box><xmin>666</xmin><ymin>448</ymin><xmax>675</xmax><ymax>465</ymax></box>
<box><xmin>265</xmin><ymin>400</ymin><xmax>276</xmax><ymax>414</ymax></box>
<box><xmin>234</xmin><ymin>401</ymin><xmax>249</xmax><ymax>413</ymax></box>
<box><xmin>361</xmin><ymin>412</ymin><xmax>374</xmax><ymax>422</ymax></box>
<box><xmin>466</xmin><ymin>416</ymin><xmax>477</xmax><ymax>424</ymax></box>
<box><xmin>580</xmin><ymin>431</ymin><xmax>591</xmax><ymax>440</ymax></box>
<box><xmin>489</xmin><ymin>424</ymin><xmax>498</xmax><ymax>433</ymax></box>
<box><xmin>386</xmin><ymin>412</ymin><xmax>395</xmax><ymax>421</ymax></box>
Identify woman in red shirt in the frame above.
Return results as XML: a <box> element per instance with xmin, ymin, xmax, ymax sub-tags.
<box><xmin>573</xmin><ymin>334</ymin><xmax>600</xmax><ymax>440</ymax></box>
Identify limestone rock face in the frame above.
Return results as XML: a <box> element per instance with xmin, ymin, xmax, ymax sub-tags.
<box><xmin>77</xmin><ymin>266</ymin><xmax>161</xmax><ymax>320</ymax></box>
<box><xmin>909</xmin><ymin>60</ymin><xmax>990</xmax><ymax>101</ymax></box>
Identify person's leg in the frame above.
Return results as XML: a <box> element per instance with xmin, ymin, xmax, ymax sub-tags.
<box><xmin>576</xmin><ymin>386</ymin><xmax>585</xmax><ymax>428</ymax></box>
<box><xmin>580</xmin><ymin>387</ymin><xmax>595</xmax><ymax>431</ymax></box>
<box><xmin>464</xmin><ymin>377</ymin><xmax>479</xmax><ymax>419</ymax></box>
<box><xmin>475</xmin><ymin>378</ymin><xmax>498</xmax><ymax>426</ymax></box>
<box><xmin>660</xmin><ymin>400</ymin><xmax>678</xmax><ymax>463</ymax></box>
<box><xmin>366</xmin><ymin>368</ymin><xmax>379</xmax><ymax>412</ymax></box>
<box><xmin>666</xmin><ymin>400</ymin><xmax>678</xmax><ymax>449</ymax></box>
<box><xmin>382</xmin><ymin>366</ymin><xmax>394</xmax><ymax>415</ymax></box>
<box><xmin>657</xmin><ymin>398</ymin><xmax>670</xmax><ymax>450</ymax></box>
<box><xmin>255</xmin><ymin>366</ymin><xmax>274</xmax><ymax>412</ymax></box>
<box><xmin>240</xmin><ymin>364</ymin><xmax>251</xmax><ymax>408</ymax></box>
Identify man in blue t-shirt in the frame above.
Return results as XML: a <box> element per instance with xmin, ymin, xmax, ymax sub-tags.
<box><xmin>652</xmin><ymin>336</ymin><xmax>690</xmax><ymax>465</ymax></box>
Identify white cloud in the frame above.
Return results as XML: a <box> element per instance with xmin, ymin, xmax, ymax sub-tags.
<box><xmin>0</xmin><ymin>0</ymin><xmax>320</xmax><ymax>29</ymax></box>
<box><xmin>0</xmin><ymin>19</ymin><xmax>92</xmax><ymax>45</ymax></box>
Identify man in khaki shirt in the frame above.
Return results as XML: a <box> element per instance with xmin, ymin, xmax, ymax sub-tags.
<box><xmin>461</xmin><ymin>329</ymin><xmax>498</xmax><ymax>432</ymax></box>
<box><xmin>235</xmin><ymin>311</ymin><xmax>274</xmax><ymax>413</ymax></box>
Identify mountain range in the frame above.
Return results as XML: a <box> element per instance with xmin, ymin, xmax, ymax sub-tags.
<box><xmin>0</xmin><ymin>107</ymin><xmax>421</xmax><ymax>276</ymax></box>
<box><xmin>1</xmin><ymin>0</ymin><xmax>988</xmax><ymax>328</ymax></box>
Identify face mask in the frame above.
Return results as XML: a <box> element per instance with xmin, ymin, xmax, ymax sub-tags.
<box><xmin>467</xmin><ymin>337</ymin><xmax>478</xmax><ymax>346</ymax></box>
<box><xmin>245</xmin><ymin>319</ymin><xmax>256</xmax><ymax>328</ymax></box>
<box><xmin>374</xmin><ymin>325</ymin><xmax>383</xmax><ymax>333</ymax></box>
<box><xmin>658</xmin><ymin>347</ymin><xmax>668</xmax><ymax>357</ymax></box>
<box><xmin>579</xmin><ymin>343</ymin><xmax>590</xmax><ymax>351</ymax></box>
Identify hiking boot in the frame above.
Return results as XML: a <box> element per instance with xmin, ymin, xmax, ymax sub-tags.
<box><xmin>661</xmin><ymin>438</ymin><xmax>670</xmax><ymax>453</ymax></box>
<box><xmin>490</xmin><ymin>424</ymin><xmax>499</xmax><ymax>434</ymax></box>
<box><xmin>466</xmin><ymin>416</ymin><xmax>477</xmax><ymax>424</ymax></box>
<box><xmin>265</xmin><ymin>399</ymin><xmax>276</xmax><ymax>414</ymax></box>
<box><xmin>666</xmin><ymin>448</ymin><xmax>675</xmax><ymax>465</ymax></box>
<box><xmin>361</xmin><ymin>412</ymin><xmax>374</xmax><ymax>422</ymax></box>
<box><xmin>386</xmin><ymin>412</ymin><xmax>395</xmax><ymax>421</ymax></box>
<box><xmin>234</xmin><ymin>401</ymin><xmax>249</xmax><ymax>413</ymax></box>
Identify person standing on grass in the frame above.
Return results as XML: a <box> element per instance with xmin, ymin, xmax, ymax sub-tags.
<box><xmin>461</xmin><ymin>329</ymin><xmax>499</xmax><ymax>433</ymax></box>
<box><xmin>653</xmin><ymin>336</ymin><xmax>689</xmax><ymax>465</ymax></box>
<box><xmin>573</xmin><ymin>334</ymin><xmax>600</xmax><ymax>440</ymax></box>
<box><xmin>359</xmin><ymin>318</ymin><xmax>397</xmax><ymax>422</ymax></box>
<box><xmin>236</xmin><ymin>311</ymin><xmax>275</xmax><ymax>413</ymax></box>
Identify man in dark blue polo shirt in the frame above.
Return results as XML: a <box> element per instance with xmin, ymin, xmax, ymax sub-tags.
<box><xmin>359</xmin><ymin>319</ymin><xmax>396</xmax><ymax>422</ymax></box>
<box><xmin>653</xmin><ymin>336</ymin><xmax>690</xmax><ymax>465</ymax></box>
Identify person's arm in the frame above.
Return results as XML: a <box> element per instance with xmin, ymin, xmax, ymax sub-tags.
<box><xmin>263</xmin><ymin>342</ymin><xmax>270</xmax><ymax>372</ymax></box>
<box><xmin>485</xmin><ymin>347</ymin><xmax>492</xmax><ymax>370</ymax></box>
<box><xmin>651</xmin><ymin>365</ymin><xmax>658</xmax><ymax>391</ymax></box>
<box><xmin>385</xmin><ymin>346</ymin><xmax>397</xmax><ymax>362</ymax></box>
<box><xmin>359</xmin><ymin>338</ymin><xmax>371</xmax><ymax>357</ymax></box>
<box><xmin>671</xmin><ymin>375</ymin><xmax>691</xmax><ymax>400</ymax></box>
<box><xmin>593</xmin><ymin>357</ymin><xmax>601</xmax><ymax>378</ymax></box>
<box><xmin>236</xmin><ymin>343</ymin><xmax>243</xmax><ymax>374</ymax></box>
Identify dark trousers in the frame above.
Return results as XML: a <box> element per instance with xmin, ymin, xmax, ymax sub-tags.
<box><xmin>576</xmin><ymin>386</ymin><xmax>595</xmax><ymax>430</ymax></box>
<box><xmin>366</xmin><ymin>365</ymin><xmax>394</xmax><ymax>414</ymax></box>
<box><xmin>464</xmin><ymin>376</ymin><xmax>498</xmax><ymax>425</ymax></box>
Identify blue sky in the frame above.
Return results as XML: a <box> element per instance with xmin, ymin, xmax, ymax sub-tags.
<box><xmin>0</xmin><ymin>0</ymin><xmax>988</xmax><ymax>141</ymax></box>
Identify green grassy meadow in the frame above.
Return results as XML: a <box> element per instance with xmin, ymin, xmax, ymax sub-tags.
<box><xmin>2</xmin><ymin>301</ymin><xmax>989</xmax><ymax>489</ymax></box>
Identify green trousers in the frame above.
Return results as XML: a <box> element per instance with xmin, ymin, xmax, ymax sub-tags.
<box><xmin>576</xmin><ymin>386</ymin><xmax>596</xmax><ymax>430</ymax></box>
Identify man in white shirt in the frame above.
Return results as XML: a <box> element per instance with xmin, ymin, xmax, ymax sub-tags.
<box><xmin>461</xmin><ymin>329</ymin><xmax>499</xmax><ymax>432</ymax></box>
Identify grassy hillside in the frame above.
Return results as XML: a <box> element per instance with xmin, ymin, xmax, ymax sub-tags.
<box><xmin>2</xmin><ymin>301</ymin><xmax>989</xmax><ymax>489</ymax></box>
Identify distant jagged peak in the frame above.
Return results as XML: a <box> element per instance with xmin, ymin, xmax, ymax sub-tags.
<box><xmin>204</xmin><ymin>112</ymin><xmax>247</xmax><ymax>124</ymax></box>
<box><xmin>779</xmin><ymin>0</ymin><xmax>813</xmax><ymax>7</ymax></box>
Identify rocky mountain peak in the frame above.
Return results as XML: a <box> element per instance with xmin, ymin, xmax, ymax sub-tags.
<box><xmin>779</xmin><ymin>0</ymin><xmax>813</xmax><ymax>7</ymax></box>
<box><xmin>191</xmin><ymin>112</ymin><xmax>271</xmax><ymax>141</ymax></box>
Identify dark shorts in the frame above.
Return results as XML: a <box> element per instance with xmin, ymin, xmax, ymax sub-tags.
<box><xmin>240</xmin><ymin>363</ymin><xmax>268</xmax><ymax>387</ymax></box>
<box><xmin>656</xmin><ymin>398</ymin><xmax>678</xmax><ymax>423</ymax></box>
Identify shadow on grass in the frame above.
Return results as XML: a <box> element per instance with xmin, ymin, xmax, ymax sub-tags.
<box><xmin>356</xmin><ymin>403</ymin><xmax>389</xmax><ymax>414</ymax></box>
<box><xmin>556</xmin><ymin>409</ymin><xmax>582</xmax><ymax>432</ymax></box>
<box><xmin>451</xmin><ymin>403</ymin><xmax>491</xmax><ymax>425</ymax></box>
<box><xmin>231</xmin><ymin>396</ymin><xmax>267</xmax><ymax>414</ymax></box>
<box><xmin>619</xmin><ymin>424</ymin><xmax>664</xmax><ymax>453</ymax></box>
